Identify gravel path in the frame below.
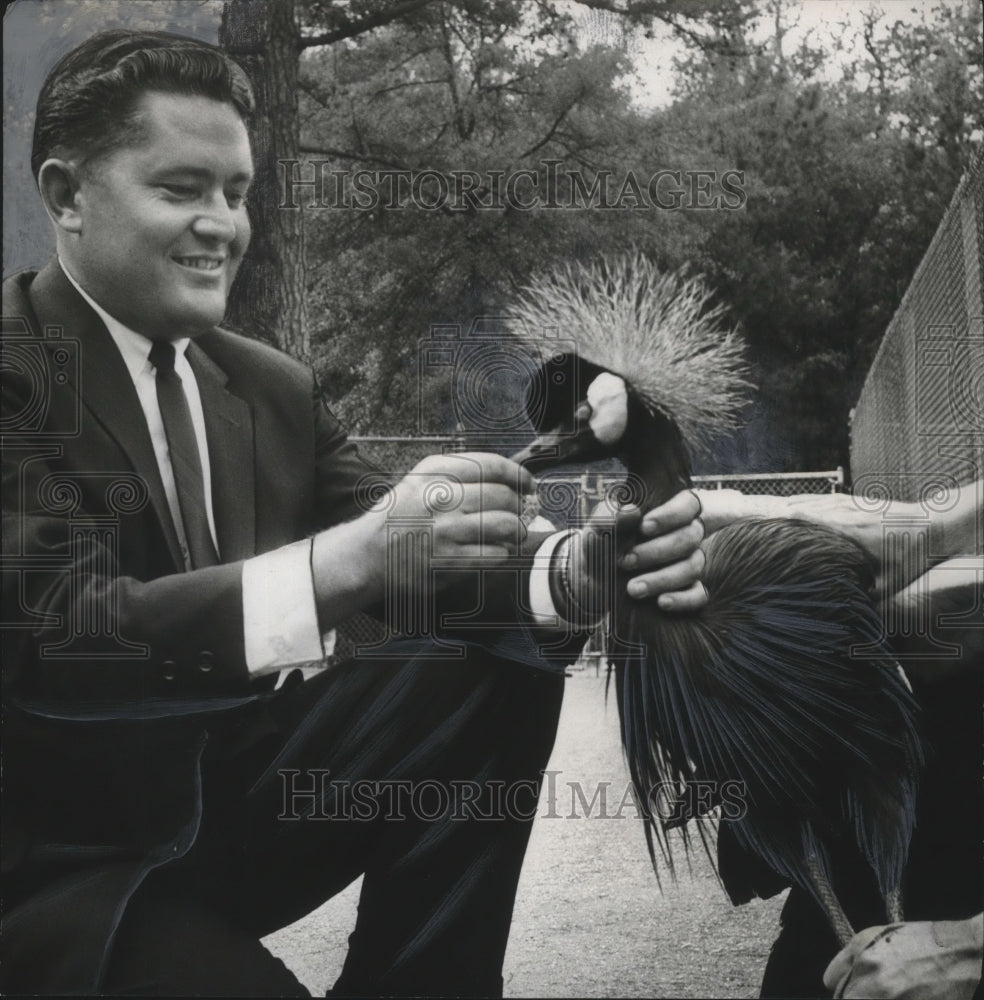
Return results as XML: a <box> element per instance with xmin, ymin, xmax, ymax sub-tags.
<box><xmin>264</xmin><ymin>668</ymin><xmax>786</xmax><ymax>997</ymax></box>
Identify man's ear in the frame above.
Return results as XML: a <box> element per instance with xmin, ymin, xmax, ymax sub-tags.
<box><xmin>37</xmin><ymin>158</ymin><xmax>85</xmax><ymax>234</ymax></box>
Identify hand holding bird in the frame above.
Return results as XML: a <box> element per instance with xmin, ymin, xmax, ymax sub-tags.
<box><xmin>556</xmin><ymin>492</ymin><xmax>708</xmax><ymax>628</ymax></box>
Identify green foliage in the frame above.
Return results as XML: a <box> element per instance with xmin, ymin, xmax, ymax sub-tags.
<box><xmin>294</xmin><ymin>0</ymin><xmax>982</xmax><ymax>469</ymax></box>
<box><xmin>644</xmin><ymin>0</ymin><xmax>983</xmax><ymax>467</ymax></box>
<box><xmin>299</xmin><ymin>1</ymin><xmax>689</xmax><ymax>433</ymax></box>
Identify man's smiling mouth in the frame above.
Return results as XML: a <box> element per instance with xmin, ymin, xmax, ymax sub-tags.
<box><xmin>173</xmin><ymin>256</ymin><xmax>224</xmax><ymax>271</ymax></box>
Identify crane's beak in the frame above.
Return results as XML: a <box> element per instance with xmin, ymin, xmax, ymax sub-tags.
<box><xmin>511</xmin><ymin>372</ymin><xmax>629</xmax><ymax>472</ymax></box>
<box><xmin>510</xmin><ymin>401</ymin><xmax>601</xmax><ymax>472</ymax></box>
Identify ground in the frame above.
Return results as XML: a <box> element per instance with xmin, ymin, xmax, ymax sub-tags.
<box><xmin>264</xmin><ymin>668</ymin><xmax>788</xmax><ymax>997</ymax></box>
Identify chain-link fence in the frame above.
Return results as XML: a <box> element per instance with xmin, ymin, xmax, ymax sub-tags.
<box><xmin>350</xmin><ymin>436</ymin><xmax>842</xmax><ymax>485</ymax></box>
<box><xmin>849</xmin><ymin>148</ymin><xmax>983</xmax><ymax>501</ymax></box>
<box><xmin>694</xmin><ymin>470</ymin><xmax>843</xmax><ymax>494</ymax></box>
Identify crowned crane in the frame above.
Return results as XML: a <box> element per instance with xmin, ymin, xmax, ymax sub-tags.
<box><xmin>506</xmin><ymin>255</ymin><xmax>922</xmax><ymax>947</ymax></box>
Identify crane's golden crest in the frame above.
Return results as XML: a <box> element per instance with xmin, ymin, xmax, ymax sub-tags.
<box><xmin>508</xmin><ymin>254</ymin><xmax>752</xmax><ymax>453</ymax></box>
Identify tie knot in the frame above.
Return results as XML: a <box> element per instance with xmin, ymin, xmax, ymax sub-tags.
<box><xmin>149</xmin><ymin>341</ymin><xmax>177</xmax><ymax>374</ymax></box>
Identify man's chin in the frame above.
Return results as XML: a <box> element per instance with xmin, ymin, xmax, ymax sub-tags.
<box><xmin>175</xmin><ymin>298</ymin><xmax>230</xmax><ymax>337</ymax></box>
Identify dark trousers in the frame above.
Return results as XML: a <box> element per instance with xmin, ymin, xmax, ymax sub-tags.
<box><xmin>759</xmin><ymin>671</ymin><xmax>984</xmax><ymax>999</ymax></box>
<box><xmin>102</xmin><ymin>649</ymin><xmax>565</xmax><ymax>997</ymax></box>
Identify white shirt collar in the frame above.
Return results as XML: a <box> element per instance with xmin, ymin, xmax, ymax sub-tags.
<box><xmin>58</xmin><ymin>258</ymin><xmax>191</xmax><ymax>380</ymax></box>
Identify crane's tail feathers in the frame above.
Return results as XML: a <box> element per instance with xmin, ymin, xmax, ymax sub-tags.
<box><xmin>611</xmin><ymin>518</ymin><xmax>923</xmax><ymax>911</ymax></box>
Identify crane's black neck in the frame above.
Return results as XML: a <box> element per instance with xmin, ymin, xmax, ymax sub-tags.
<box><xmin>618</xmin><ymin>401</ymin><xmax>694</xmax><ymax>513</ymax></box>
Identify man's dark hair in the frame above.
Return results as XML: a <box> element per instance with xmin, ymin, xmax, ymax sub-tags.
<box><xmin>31</xmin><ymin>29</ymin><xmax>255</xmax><ymax>179</ymax></box>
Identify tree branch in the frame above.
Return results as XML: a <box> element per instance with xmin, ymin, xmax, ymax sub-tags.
<box><xmin>516</xmin><ymin>101</ymin><xmax>577</xmax><ymax>161</ymax></box>
<box><xmin>298</xmin><ymin>144</ymin><xmax>410</xmax><ymax>171</ymax></box>
<box><xmin>370</xmin><ymin>77</ymin><xmax>448</xmax><ymax>98</ymax></box>
<box><xmin>300</xmin><ymin>0</ymin><xmax>439</xmax><ymax>49</ymax></box>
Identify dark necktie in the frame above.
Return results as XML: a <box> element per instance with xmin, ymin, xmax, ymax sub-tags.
<box><xmin>149</xmin><ymin>341</ymin><xmax>219</xmax><ymax>569</ymax></box>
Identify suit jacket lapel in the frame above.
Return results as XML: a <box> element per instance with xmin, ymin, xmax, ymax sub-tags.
<box><xmin>187</xmin><ymin>344</ymin><xmax>256</xmax><ymax>562</ymax></box>
<box><xmin>29</xmin><ymin>261</ymin><xmax>185</xmax><ymax>570</ymax></box>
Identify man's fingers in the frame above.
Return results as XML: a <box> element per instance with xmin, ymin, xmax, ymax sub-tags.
<box><xmin>626</xmin><ymin>548</ymin><xmax>705</xmax><ymax>599</ymax></box>
<box><xmin>444</xmin><ymin>543</ymin><xmax>513</xmax><ymax>562</ymax></box>
<box><xmin>445</xmin><ymin>511</ymin><xmax>527</xmax><ymax>547</ymax></box>
<box><xmin>458</xmin><ymin>483</ymin><xmax>523</xmax><ymax>516</ymax></box>
<box><xmin>401</xmin><ymin>472</ymin><xmax>525</xmax><ymax>520</ymax></box>
<box><xmin>619</xmin><ymin>518</ymin><xmax>704</xmax><ymax>571</ymax></box>
<box><xmin>640</xmin><ymin>489</ymin><xmax>701</xmax><ymax>536</ymax></box>
<box><xmin>613</xmin><ymin>504</ymin><xmax>644</xmax><ymax>549</ymax></box>
<box><xmin>427</xmin><ymin>452</ymin><xmax>536</xmax><ymax>493</ymax></box>
<box><xmin>579</xmin><ymin>493</ymin><xmax>708</xmax><ymax>609</ymax></box>
<box><xmin>822</xmin><ymin>925</ymin><xmax>892</xmax><ymax>996</ymax></box>
<box><xmin>583</xmin><ymin>503</ymin><xmax>642</xmax><ymax>559</ymax></box>
<box><xmin>656</xmin><ymin>579</ymin><xmax>708</xmax><ymax>613</ymax></box>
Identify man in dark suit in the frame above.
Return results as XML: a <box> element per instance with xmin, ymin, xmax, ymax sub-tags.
<box><xmin>1</xmin><ymin>30</ymin><xmax>707</xmax><ymax>996</ymax></box>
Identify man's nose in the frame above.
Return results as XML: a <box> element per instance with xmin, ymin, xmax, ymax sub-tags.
<box><xmin>192</xmin><ymin>197</ymin><xmax>239</xmax><ymax>243</ymax></box>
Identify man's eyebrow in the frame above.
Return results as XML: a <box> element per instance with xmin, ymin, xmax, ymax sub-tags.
<box><xmin>152</xmin><ymin>166</ymin><xmax>254</xmax><ymax>184</ymax></box>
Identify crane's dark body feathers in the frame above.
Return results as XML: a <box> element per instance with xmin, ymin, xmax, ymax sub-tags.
<box><xmin>614</xmin><ymin>517</ymin><xmax>922</xmax><ymax>915</ymax></box>
<box><xmin>604</xmin><ymin>399</ymin><xmax>922</xmax><ymax>921</ymax></box>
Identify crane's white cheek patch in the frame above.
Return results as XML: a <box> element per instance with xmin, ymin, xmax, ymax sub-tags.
<box><xmin>587</xmin><ymin>372</ymin><xmax>628</xmax><ymax>445</ymax></box>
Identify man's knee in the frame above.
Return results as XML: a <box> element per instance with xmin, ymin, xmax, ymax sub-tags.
<box><xmin>103</xmin><ymin>884</ymin><xmax>309</xmax><ymax>997</ymax></box>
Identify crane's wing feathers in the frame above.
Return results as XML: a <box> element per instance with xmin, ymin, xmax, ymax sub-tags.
<box><xmin>614</xmin><ymin>518</ymin><xmax>922</xmax><ymax>910</ymax></box>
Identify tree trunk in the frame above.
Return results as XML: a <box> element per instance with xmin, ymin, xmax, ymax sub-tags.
<box><xmin>220</xmin><ymin>0</ymin><xmax>309</xmax><ymax>359</ymax></box>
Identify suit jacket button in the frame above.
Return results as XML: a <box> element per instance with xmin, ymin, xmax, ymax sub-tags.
<box><xmin>161</xmin><ymin>660</ymin><xmax>177</xmax><ymax>681</ymax></box>
<box><xmin>198</xmin><ymin>651</ymin><xmax>214</xmax><ymax>673</ymax></box>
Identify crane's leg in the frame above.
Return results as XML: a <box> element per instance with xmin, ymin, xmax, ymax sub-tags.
<box><xmin>806</xmin><ymin>853</ymin><xmax>855</xmax><ymax>948</ymax></box>
<box><xmin>885</xmin><ymin>885</ymin><xmax>904</xmax><ymax>923</ymax></box>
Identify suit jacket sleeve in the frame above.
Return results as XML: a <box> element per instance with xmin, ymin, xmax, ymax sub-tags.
<box><xmin>3</xmin><ymin>264</ymin><xmax>582</xmax><ymax>712</ymax></box>
<box><xmin>1</xmin><ymin>270</ymin><xmax>372</xmax><ymax>711</ymax></box>
<box><xmin>2</xmin><ymin>356</ymin><xmax>247</xmax><ymax>708</ymax></box>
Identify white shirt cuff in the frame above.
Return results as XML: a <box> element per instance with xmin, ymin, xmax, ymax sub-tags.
<box><xmin>242</xmin><ymin>539</ymin><xmax>336</xmax><ymax>677</ymax></box>
<box><xmin>527</xmin><ymin>529</ymin><xmax>579</xmax><ymax>630</ymax></box>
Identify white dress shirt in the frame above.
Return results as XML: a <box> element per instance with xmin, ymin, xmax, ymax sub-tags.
<box><xmin>60</xmin><ymin>261</ymin><xmax>330</xmax><ymax>679</ymax></box>
<box><xmin>61</xmin><ymin>261</ymin><xmax>574</xmax><ymax>683</ymax></box>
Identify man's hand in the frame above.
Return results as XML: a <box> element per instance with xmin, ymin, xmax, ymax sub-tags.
<box><xmin>696</xmin><ymin>488</ymin><xmax>913</xmax><ymax>594</ymax></box>
<box><xmin>564</xmin><ymin>490</ymin><xmax>708</xmax><ymax>623</ymax></box>
<box><xmin>364</xmin><ymin>451</ymin><xmax>534</xmax><ymax>584</ymax></box>
<box><xmin>622</xmin><ymin>490</ymin><xmax>707</xmax><ymax>611</ymax></box>
<box><xmin>695</xmin><ymin>482</ymin><xmax>983</xmax><ymax>598</ymax></box>
<box><xmin>888</xmin><ymin>557</ymin><xmax>984</xmax><ymax>682</ymax></box>
<box><xmin>823</xmin><ymin>913</ymin><xmax>983</xmax><ymax>999</ymax></box>
<box><xmin>313</xmin><ymin>453</ymin><xmax>533</xmax><ymax>620</ymax></box>
<box><xmin>380</xmin><ymin>452</ymin><xmax>532</xmax><ymax>555</ymax></box>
